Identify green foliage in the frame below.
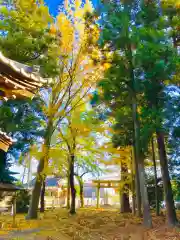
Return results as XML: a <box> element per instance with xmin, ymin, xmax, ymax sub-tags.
<box><xmin>75</xmin><ymin>155</ymin><xmax>102</xmax><ymax>178</ymax></box>
<box><xmin>0</xmin><ymin>98</ymin><xmax>46</xmax><ymax>184</ymax></box>
<box><xmin>172</xmin><ymin>179</ymin><xmax>180</xmax><ymax>202</ymax></box>
<box><xmin>10</xmin><ymin>189</ymin><xmax>31</xmax><ymax>213</ymax></box>
<box><xmin>0</xmin><ymin>150</ymin><xmax>18</xmax><ymax>183</ymax></box>
<box><xmin>0</xmin><ymin>98</ymin><xmax>45</xmax><ymax>157</ymax></box>
<box><xmin>90</xmin><ymin>0</ymin><xmax>179</xmax><ymax>225</ymax></box>
<box><xmin>165</xmin><ymin>89</ymin><xmax>180</xmax><ymax>173</ymax></box>
<box><xmin>0</xmin><ymin>0</ymin><xmax>60</xmax><ymax>77</ymax></box>
<box><xmin>0</xmin><ymin>0</ymin><xmax>59</xmax><ymax>184</ymax></box>
<box><xmin>92</xmin><ymin>0</ymin><xmax>179</xmax><ymax>154</ymax></box>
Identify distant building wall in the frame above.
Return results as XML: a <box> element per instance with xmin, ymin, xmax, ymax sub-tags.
<box><xmin>0</xmin><ymin>196</ymin><xmax>12</xmax><ymax>210</ymax></box>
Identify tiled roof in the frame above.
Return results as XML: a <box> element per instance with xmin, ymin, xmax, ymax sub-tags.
<box><xmin>0</xmin><ymin>51</ymin><xmax>51</xmax><ymax>100</ymax></box>
<box><xmin>0</xmin><ymin>183</ymin><xmax>23</xmax><ymax>191</ymax></box>
<box><xmin>0</xmin><ymin>51</ymin><xmax>46</xmax><ymax>83</ymax></box>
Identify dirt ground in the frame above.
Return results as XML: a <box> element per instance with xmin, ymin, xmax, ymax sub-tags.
<box><xmin>0</xmin><ymin>208</ymin><xmax>180</xmax><ymax>239</ymax></box>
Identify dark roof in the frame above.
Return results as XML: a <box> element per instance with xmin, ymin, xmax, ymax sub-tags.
<box><xmin>0</xmin><ymin>183</ymin><xmax>23</xmax><ymax>191</ymax></box>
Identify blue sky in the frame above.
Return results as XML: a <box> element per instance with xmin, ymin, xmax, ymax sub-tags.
<box><xmin>44</xmin><ymin>0</ymin><xmax>99</xmax><ymax>16</ymax></box>
<box><xmin>44</xmin><ymin>0</ymin><xmax>60</xmax><ymax>16</ymax></box>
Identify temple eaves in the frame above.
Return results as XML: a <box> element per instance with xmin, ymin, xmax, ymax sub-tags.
<box><xmin>0</xmin><ymin>51</ymin><xmax>51</xmax><ymax>100</ymax></box>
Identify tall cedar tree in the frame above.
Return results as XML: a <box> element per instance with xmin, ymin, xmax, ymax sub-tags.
<box><xmin>136</xmin><ymin>0</ymin><xmax>179</xmax><ymax>226</ymax></box>
<box><xmin>92</xmin><ymin>1</ymin><xmax>152</xmax><ymax>227</ymax></box>
<box><xmin>92</xmin><ymin>0</ymin><xmax>179</xmax><ymax>227</ymax></box>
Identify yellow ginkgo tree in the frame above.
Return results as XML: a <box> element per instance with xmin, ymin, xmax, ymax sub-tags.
<box><xmin>56</xmin><ymin>104</ymin><xmax>106</xmax><ymax>214</ymax></box>
<box><xmin>27</xmin><ymin>0</ymin><xmax>105</xmax><ymax>219</ymax></box>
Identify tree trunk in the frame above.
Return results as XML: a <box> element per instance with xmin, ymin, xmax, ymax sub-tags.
<box><xmin>69</xmin><ymin>155</ymin><xmax>76</xmax><ymax>214</ymax></box>
<box><xmin>120</xmin><ymin>192</ymin><xmax>131</xmax><ymax>213</ymax></box>
<box><xmin>67</xmin><ymin>173</ymin><xmax>70</xmax><ymax>209</ymax></box>
<box><xmin>151</xmin><ymin>137</ymin><xmax>160</xmax><ymax>216</ymax></box>
<box><xmin>80</xmin><ymin>183</ymin><xmax>84</xmax><ymax>208</ymax></box>
<box><xmin>134</xmin><ymin>161</ymin><xmax>142</xmax><ymax>216</ymax></box>
<box><xmin>132</xmin><ymin>100</ymin><xmax>152</xmax><ymax>228</ymax></box>
<box><xmin>131</xmin><ymin>157</ymin><xmax>136</xmax><ymax>215</ymax></box>
<box><xmin>97</xmin><ymin>184</ymin><xmax>100</xmax><ymax>208</ymax></box>
<box><xmin>132</xmin><ymin>146</ymin><xmax>141</xmax><ymax>216</ymax></box>
<box><xmin>40</xmin><ymin>178</ymin><xmax>46</xmax><ymax>213</ymax></box>
<box><xmin>132</xmin><ymin>102</ymin><xmax>152</xmax><ymax>227</ymax></box>
<box><xmin>130</xmin><ymin>148</ymin><xmax>135</xmax><ymax>215</ymax></box>
<box><xmin>26</xmin><ymin>121</ymin><xmax>52</xmax><ymax>219</ymax></box>
<box><xmin>26</xmin><ymin>158</ymin><xmax>44</xmax><ymax>219</ymax></box>
<box><xmin>132</xmin><ymin>182</ymin><xmax>136</xmax><ymax>216</ymax></box>
<box><xmin>124</xmin><ymin>6</ymin><xmax>151</xmax><ymax>225</ymax></box>
<box><xmin>134</xmin><ymin>159</ymin><xmax>142</xmax><ymax>217</ymax></box>
<box><xmin>77</xmin><ymin>176</ymin><xmax>84</xmax><ymax>208</ymax></box>
<box><xmin>120</xmin><ymin>162</ymin><xmax>131</xmax><ymax>213</ymax></box>
<box><xmin>124</xmin><ymin>19</ymin><xmax>144</xmax><ymax>219</ymax></box>
<box><xmin>138</xmin><ymin>157</ymin><xmax>152</xmax><ymax>227</ymax></box>
<box><xmin>156</xmin><ymin>131</ymin><xmax>178</xmax><ymax>226</ymax></box>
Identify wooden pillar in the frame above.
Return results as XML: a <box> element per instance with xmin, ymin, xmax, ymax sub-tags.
<box><xmin>96</xmin><ymin>183</ymin><xmax>100</xmax><ymax>209</ymax></box>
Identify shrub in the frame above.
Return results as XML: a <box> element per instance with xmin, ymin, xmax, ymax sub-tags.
<box><xmin>10</xmin><ymin>190</ymin><xmax>30</xmax><ymax>213</ymax></box>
